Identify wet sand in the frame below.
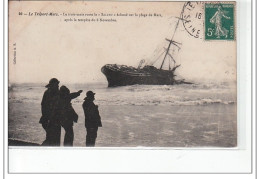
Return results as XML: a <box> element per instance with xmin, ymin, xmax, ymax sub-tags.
<box><xmin>8</xmin><ymin>103</ymin><xmax>237</xmax><ymax>147</ymax></box>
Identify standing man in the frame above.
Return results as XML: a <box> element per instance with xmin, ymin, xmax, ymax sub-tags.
<box><xmin>82</xmin><ymin>91</ymin><xmax>102</xmax><ymax>147</ymax></box>
<box><xmin>40</xmin><ymin>78</ymin><xmax>60</xmax><ymax>146</ymax></box>
<box><xmin>59</xmin><ymin>85</ymin><xmax>79</xmax><ymax>146</ymax></box>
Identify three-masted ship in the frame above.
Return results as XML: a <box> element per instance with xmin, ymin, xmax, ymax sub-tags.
<box><xmin>101</xmin><ymin>39</ymin><xmax>183</xmax><ymax>87</ymax></box>
<box><xmin>101</xmin><ymin>14</ymin><xmax>189</xmax><ymax>87</ymax></box>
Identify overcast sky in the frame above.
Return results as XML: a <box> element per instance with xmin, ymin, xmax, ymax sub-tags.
<box><xmin>9</xmin><ymin>1</ymin><xmax>236</xmax><ymax>84</ymax></box>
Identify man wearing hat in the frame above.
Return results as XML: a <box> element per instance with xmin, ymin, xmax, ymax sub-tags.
<box><xmin>40</xmin><ymin>78</ymin><xmax>82</xmax><ymax>146</ymax></box>
<box><xmin>82</xmin><ymin>91</ymin><xmax>102</xmax><ymax>147</ymax></box>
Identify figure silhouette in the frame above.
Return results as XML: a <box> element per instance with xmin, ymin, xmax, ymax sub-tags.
<box><xmin>40</xmin><ymin>78</ymin><xmax>82</xmax><ymax>146</ymax></box>
<box><xmin>59</xmin><ymin>86</ymin><xmax>81</xmax><ymax>146</ymax></box>
<box><xmin>82</xmin><ymin>91</ymin><xmax>102</xmax><ymax>147</ymax></box>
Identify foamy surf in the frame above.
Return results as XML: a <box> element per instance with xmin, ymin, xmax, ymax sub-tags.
<box><xmin>8</xmin><ymin>82</ymin><xmax>236</xmax><ymax>106</ymax></box>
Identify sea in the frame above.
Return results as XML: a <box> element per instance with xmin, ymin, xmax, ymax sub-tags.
<box><xmin>8</xmin><ymin>82</ymin><xmax>237</xmax><ymax>147</ymax></box>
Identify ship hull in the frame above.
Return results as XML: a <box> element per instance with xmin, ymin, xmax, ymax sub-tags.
<box><xmin>101</xmin><ymin>64</ymin><xmax>175</xmax><ymax>87</ymax></box>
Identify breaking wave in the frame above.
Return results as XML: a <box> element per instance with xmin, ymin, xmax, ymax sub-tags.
<box><xmin>8</xmin><ymin>82</ymin><xmax>236</xmax><ymax>106</ymax></box>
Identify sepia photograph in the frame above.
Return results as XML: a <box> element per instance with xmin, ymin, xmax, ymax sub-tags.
<box><xmin>8</xmin><ymin>1</ymin><xmax>237</xmax><ymax>148</ymax></box>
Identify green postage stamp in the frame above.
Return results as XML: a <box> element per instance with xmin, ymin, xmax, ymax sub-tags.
<box><xmin>205</xmin><ymin>3</ymin><xmax>235</xmax><ymax>40</ymax></box>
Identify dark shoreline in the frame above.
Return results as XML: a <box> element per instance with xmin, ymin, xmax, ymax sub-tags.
<box><xmin>8</xmin><ymin>138</ymin><xmax>40</xmax><ymax>146</ymax></box>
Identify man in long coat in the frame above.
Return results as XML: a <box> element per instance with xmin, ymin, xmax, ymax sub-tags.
<box><xmin>82</xmin><ymin>91</ymin><xmax>102</xmax><ymax>147</ymax></box>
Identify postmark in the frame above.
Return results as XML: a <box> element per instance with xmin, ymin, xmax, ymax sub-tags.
<box><xmin>205</xmin><ymin>3</ymin><xmax>235</xmax><ymax>40</ymax></box>
<box><xmin>181</xmin><ymin>2</ymin><xmax>204</xmax><ymax>39</ymax></box>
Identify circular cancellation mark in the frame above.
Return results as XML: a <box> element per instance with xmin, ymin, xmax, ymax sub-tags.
<box><xmin>181</xmin><ymin>2</ymin><xmax>204</xmax><ymax>39</ymax></box>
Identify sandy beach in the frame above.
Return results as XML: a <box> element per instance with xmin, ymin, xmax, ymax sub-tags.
<box><xmin>8</xmin><ymin>102</ymin><xmax>237</xmax><ymax>147</ymax></box>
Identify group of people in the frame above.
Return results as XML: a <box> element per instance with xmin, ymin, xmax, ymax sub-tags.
<box><xmin>40</xmin><ymin>78</ymin><xmax>102</xmax><ymax>147</ymax></box>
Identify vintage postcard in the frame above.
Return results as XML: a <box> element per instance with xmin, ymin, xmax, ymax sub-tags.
<box><xmin>8</xmin><ymin>1</ymin><xmax>237</xmax><ymax>148</ymax></box>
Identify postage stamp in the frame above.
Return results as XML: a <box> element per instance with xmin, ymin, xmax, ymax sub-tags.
<box><xmin>205</xmin><ymin>3</ymin><xmax>235</xmax><ymax>40</ymax></box>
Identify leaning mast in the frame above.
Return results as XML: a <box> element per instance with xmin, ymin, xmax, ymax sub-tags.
<box><xmin>159</xmin><ymin>9</ymin><xmax>183</xmax><ymax>70</ymax></box>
